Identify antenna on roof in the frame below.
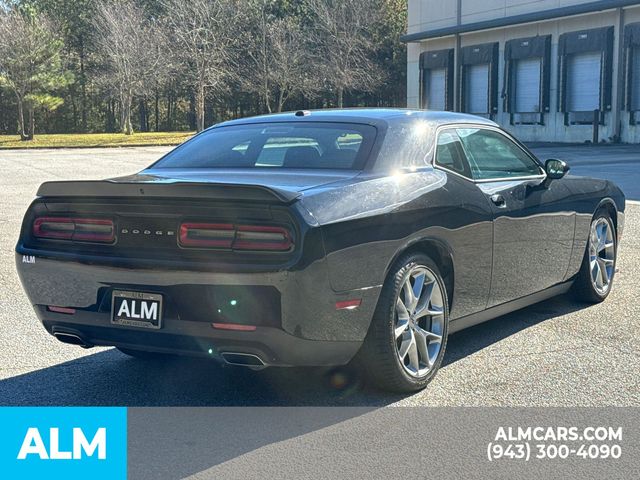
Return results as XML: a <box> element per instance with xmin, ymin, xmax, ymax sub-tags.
<box><xmin>295</xmin><ymin>110</ymin><xmax>311</xmax><ymax>117</ymax></box>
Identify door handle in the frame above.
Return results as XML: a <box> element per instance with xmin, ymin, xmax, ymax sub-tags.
<box><xmin>490</xmin><ymin>194</ymin><xmax>506</xmax><ymax>207</ymax></box>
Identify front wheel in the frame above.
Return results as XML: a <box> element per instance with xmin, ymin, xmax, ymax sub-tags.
<box><xmin>572</xmin><ymin>211</ymin><xmax>617</xmax><ymax>303</ymax></box>
<box><xmin>356</xmin><ymin>253</ymin><xmax>449</xmax><ymax>393</ymax></box>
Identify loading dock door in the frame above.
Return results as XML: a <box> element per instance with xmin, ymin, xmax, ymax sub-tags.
<box><xmin>425</xmin><ymin>68</ymin><xmax>446</xmax><ymax>111</ymax></box>
<box><xmin>567</xmin><ymin>52</ymin><xmax>602</xmax><ymax>112</ymax></box>
<box><xmin>514</xmin><ymin>58</ymin><xmax>541</xmax><ymax>112</ymax></box>
<box><xmin>465</xmin><ymin>64</ymin><xmax>489</xmax><ymax>113</ymax></box>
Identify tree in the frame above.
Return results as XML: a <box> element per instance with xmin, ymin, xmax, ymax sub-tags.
<box><xmin>242</xmin><ymin>1</ymin><xmax>320</xmax><ymax>113</ymax></box>
<box><xmin>368</xmin><ymin>0</ymin><xmax>406</xmax><ymax>107</ymax></box>
<box><xmin>32</xmin><ymin>0</ymin><xmax>99</xmax><ymax>132</ymax></box>
<box><xmin>93</xmin><ymin>1</ymin><xmax>166</xmax><ymax>135</ymax></box>
<box><xmin>0</xmin><ymin>6</ymin><xmax>72</xmax><ymax>139</ymax></box>
<box><xmin>305</xmin><ymin>0</ymin><xmax>384</xmax><ymax>108</ymax></box>
<box><xmin>162</xmin><ymin>0</ymin><xmax>241</xmax><ymax>132</ymax></box>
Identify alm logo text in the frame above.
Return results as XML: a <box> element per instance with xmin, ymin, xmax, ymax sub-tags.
<box><xmin>17</xmin><ymin>427</ymin><xmax>107</xmax><ymax>460</ymax></box>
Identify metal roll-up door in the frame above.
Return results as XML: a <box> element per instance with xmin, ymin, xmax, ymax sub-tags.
<box><xmin>515</xmin><ymin>58</ymin><xmax>541</xmax><ymax>112</ymax></box>
<box><xmin>632</xmin><ymin>47</ymin><xmax>640</xmax><ymax>111</ymax></box>
<box><xmin>567</xmin><ymin>52</ymin><xmax>602</xmax><ymax>112</ymax></box>
<box><xmin>465</xmin><ymin>64</ymin><xmax>489</xmax><ymax>113</ymax></box>
<box><xmin>425</xmin><ymin>68</ymin><xmax>446</xmax><ymax>111</ymax></box>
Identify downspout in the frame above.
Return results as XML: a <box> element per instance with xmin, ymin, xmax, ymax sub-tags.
<box><xmin>613</xmin><ymin>7</ymin><xmax>625</xmax><ymax>142</ymax></box>
<box><xmin>454</xmin><ymin>0</ymin><xmax>462</xmax><ymax>111</ymax></box>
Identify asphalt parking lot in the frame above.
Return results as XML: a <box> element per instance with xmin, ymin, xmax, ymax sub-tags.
<box><xmin>0</xmin><ymin>146</ymin><xmax>638</xmax><ymax>407</ymax></box>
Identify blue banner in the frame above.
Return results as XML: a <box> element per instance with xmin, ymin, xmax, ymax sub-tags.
<box><xmin>0</xmin><ymin>407</ymin><xmax>127</xmax><ymax>479</ymax></box>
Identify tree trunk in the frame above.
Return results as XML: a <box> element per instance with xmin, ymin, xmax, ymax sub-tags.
<box><xmin>196</xmin><ymin>83</ymin><xmax>205</xmax><ymax>132</ymax></box>
<box><xmin>155</xmin><ymin>90</ymin><xmax>159</xmax><ymax>132</ymax></box>
<box><xmin>106</xmin><ymin>100</ymin><xmax>115</xmax><ymax>133</ymax></box>
<box><xmin>27</xmin><ymin>106</ymin><xmax>35</xmax><ymax>140</ymax></box>
<box><xmin>80</xmin><ymin>39</ymin><xmax>88</xmax><ymax>132</ymax></box>
<box><xmin>16</xmin><ymin>96</ymin><xmax>27</xmax><ymax>141</ymax></box>
<box><xmin>277</xmin><ymin>89</ymin><xmax>285</xmax><ymax>113</ymax></box>
<box><xmin>337</xmin><ymin>87</ymin><xmax>344</xmax><ymax>108</ymax></box>
<box><xmin>120</xmin><ymin>94</ymin><xmax>133</xmax><ymax>135</ymax></box>
<box><xmin>139</xmin><ymin>99</ymin><xmax>148</xmax><ymax>132</ymax></box>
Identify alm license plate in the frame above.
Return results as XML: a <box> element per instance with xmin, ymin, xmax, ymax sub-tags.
<box><xmin>111</xmin><ymin>290</ymin><xmax>163</xmax><ymax>329</ymax></box>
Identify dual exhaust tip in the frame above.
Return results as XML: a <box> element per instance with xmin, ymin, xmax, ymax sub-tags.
<box><xmin>220</xmin><ymin>352</ymin><xmax>267</xmax><ymax>370</ymax></box>
<box><xmin>52</xmin><ymin>331</ymin><xmax>267</xmax><ymax>369</ymax></box>
<box><xmin>53</xmin><ymin>331</ymin><xmax>94</xmax><ymax>349</ymax></box>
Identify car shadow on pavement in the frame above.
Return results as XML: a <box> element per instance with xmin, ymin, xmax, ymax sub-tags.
<box><xmin>0</xmin><ymin>294</ymin><xmax>595</xmax><ymax>478</ymax></box>
<box><xmin>443</xmin><ymin>293</ymin><xmax>588</xmax><ymax>367</ymax></box>
<box><xmin>0</xmin><ymin>294</ymin><xmax>589</xmax><ymax>408</ymax></box>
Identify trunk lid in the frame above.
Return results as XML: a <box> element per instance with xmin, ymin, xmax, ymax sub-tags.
<box><xmin>36</xmin><ymin>169</ymin><xmax>361</xmax><ymax>204</ymax></box>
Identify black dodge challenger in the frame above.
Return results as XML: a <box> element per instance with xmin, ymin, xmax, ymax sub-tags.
<box><xmin>16</xmin><ymin>109</ymin><xmax>625</xmax><ymax>392</ymax></box>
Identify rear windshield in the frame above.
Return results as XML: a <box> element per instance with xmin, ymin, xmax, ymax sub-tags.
<box><xmin>152</xmin><ymin>122</ymin><xmax>377</xmax><ymax>170</ymax></box>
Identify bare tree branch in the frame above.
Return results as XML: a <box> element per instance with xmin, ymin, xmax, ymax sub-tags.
<box><xmin>241</xmin><ymin>2</ymin><xmax>321</xmax><ymax>113</ymax></box>
<box><xmin>305</xmin><ymin>0</ymin><xmax>385</xmax><ymax>107</ymax></box>
<box><xmin>93</xmin><ymin>0</ymin><xmax>166</xmax><ymax>134</ymax></box>
<box><xmin>161</xmin><ymin>0</ymin><xmax>241</xmax><ymax>131</ymax></box>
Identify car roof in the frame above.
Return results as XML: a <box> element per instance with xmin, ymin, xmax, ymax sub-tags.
<box><xmin>214</xmin><ymin>108</ymin><xmax>498</xmax><ymax>129</ymax></box>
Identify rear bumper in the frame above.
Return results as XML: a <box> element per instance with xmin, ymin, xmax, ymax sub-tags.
<box><xmin>40</xmin><ymin>314</ymin><xmax>361</xmax><ymax>367</ymax></box>
<box><xmin>15</xmin><ymin>251</ymin><xmax>381</xmax><ymax>367</ymax></box>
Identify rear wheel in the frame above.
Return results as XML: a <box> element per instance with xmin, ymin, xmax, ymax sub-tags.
<box><xmin>356</xmin><ymin>253</ymin><xmax>449</xmax><ymax>393</ymax></box>
<box><xmin>572</xmin><ymin>211</ymin><xmax>617</xmax><ymax>303</ymax></box>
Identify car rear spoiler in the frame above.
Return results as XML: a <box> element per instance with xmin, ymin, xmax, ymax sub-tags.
<box><xmin>36</xmin><ymin>180</ymin><xmax>302</xmax><ymax>204</ymax></box>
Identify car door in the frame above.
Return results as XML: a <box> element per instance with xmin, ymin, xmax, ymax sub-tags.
<box><xmin>432</xmin><ymin>129</ymin><xmax>494</xmax><ymax>318</ymax></box>
<box><xmin>453</xmin><ymin>126</ymin><xmax>575</xmax><ymax>307</ymax></box>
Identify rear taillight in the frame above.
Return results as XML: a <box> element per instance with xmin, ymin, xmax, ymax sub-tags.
<box><xmin>33</xmin><ymin>217</ymin><xmax>115</xmax><ymax>243</ymax></box>
<box><xmin>179</xmin><ymin>223</ymin><xmax>293</xmax><ymax>251</ymax></box>
<box><xmin>179</xmin><ymin>223</ymin><xmax>235</xmax><ymax>248</ymax></box>
<box><xmin>234</xmin><ymin>225</ymin><xmax>293</xmax><ymax>251</ymax></box>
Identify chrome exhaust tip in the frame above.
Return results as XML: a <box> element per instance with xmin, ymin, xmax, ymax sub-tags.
<box><xmin>221</xmin><ymin>352</ymin><xmax>267</xmax><ymax>370</ymax></box>
<box><xmin>53</xmin><ymin>331</ymin><xmax>93</xmax><ymax>349</ymax></box>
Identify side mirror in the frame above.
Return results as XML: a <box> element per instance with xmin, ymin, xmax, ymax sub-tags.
<box><xmin>545</xmin><ymin>158</ymin><xmax>570</xmax><ymax>180</ymax></box>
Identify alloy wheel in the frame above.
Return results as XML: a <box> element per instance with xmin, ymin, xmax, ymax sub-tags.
<box><xmin>394</xmin><ymin>265</ymin><xmax>445</xmax><ymax>378</ymax></box>
<box><xmin>589</xmin><ymin>217</ymin><xmax>615</xmax><ymax>295</ymax></box>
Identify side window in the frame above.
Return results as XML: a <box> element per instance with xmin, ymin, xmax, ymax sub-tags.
<box><xmin>456</xmin><ymin>128</ymin><xmax>542</xmax><ymax>180</ymax></box>
<box><xmin>435</xmin><ymin>129</ymin><xmax>472</xmax><ymax>178</ymax></box>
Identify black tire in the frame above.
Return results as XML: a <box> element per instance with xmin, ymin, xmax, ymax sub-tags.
<box><xmin>116</xmin><ymin>347</ymin><xmax>171</xmax><ymax>360</ymax></box>
<box><xmin>572</xmin><ymin>210</ymin><xmax>617</xmax><ymax>303</ymax></box>
<box><xmin>355</xmin><ymin>252</ymin><xmax>449</xmax><ymax>393</ymax></box>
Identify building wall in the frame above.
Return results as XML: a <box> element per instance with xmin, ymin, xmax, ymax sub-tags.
<box><xmin>406</xmin><ymin>1</ymin><xmax>640</xmax><ymax>143</ymax></box>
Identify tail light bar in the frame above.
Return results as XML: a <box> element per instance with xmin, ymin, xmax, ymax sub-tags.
<box><xmin>33</xmin><ymin>217</ymin><xmax>115</xmax><ymax>243</ymax></box>
<box><xmin>179</xmin><ymin>223</ymin><xmax>293</xmax><ymax>251</ymax></box>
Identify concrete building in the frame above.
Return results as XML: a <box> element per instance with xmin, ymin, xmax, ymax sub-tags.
<box><xmin>403</xmin><ymin>0</ymin><xmax>640</xmax><ymax>143</ymax></box>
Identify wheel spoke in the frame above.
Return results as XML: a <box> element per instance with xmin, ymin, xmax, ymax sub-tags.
<box><xmin>601</xmin><ymin>258</ymin><xmax>614</xmax><ymax>267</ymax></box>
<box><xmin>396</xmin><ymin>297</ymin><xmax>410</xmax><ymax>320</ymax></box>
<box><xmin>591</xmin><ymin>259</ymin><xmax>599</xmax><ymax>283</ymax></box>
<box><xmin>598</xmin><ymin>241</ymin><xmax>611</xmax><ymax>253</ymax></box>
<box><xmin>407</xmin><ymin>336</ymin><xmax>420</xmax><ymax>371</ymax></box>
<box><xmin>597</xmin><ymin>258</ymin><xmax>609</xmax><ymax>286</ymax></box>
<box><xmin>414</xmin><ymin>281</ymin><xmax>435</xmax><ymax>318</ymax></box>
<box><xmin>594</xmin><ymin>263</ymin><xmax>603</xmax><ymax>289</ymax></box>
<box><xmin>414</xmin><ymin>328</ymin><xmax>431</xmax><ymax>367</ymax></box>
<box><xmin>412</xmin><ymin>272</ymin><xmax>426</xmax><ymax>304</ymax></box>
<box><xmin>403</xmin><ymin>278</ymin><xmax>417</xmax><ymax>313</ymax></box>
<box><xmin>415</xmin><ymin>325</ymin><xmax>442</xmax><ymax>343</ymax></box>
<box><xmin>398</xmin><ymin>330</ymin><xmax>415</xmax><ymax>359</ymax></box>
<box><xmin>426</xmin><ymin>304</ymin><xmax>444</xmax><ymax>317</ymax></box>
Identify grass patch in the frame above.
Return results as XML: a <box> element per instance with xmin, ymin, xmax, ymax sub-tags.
<box><xmin>0</xmin><ymin>131</ymin><xmax>194</xmax><ymax>149</ymax></box>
